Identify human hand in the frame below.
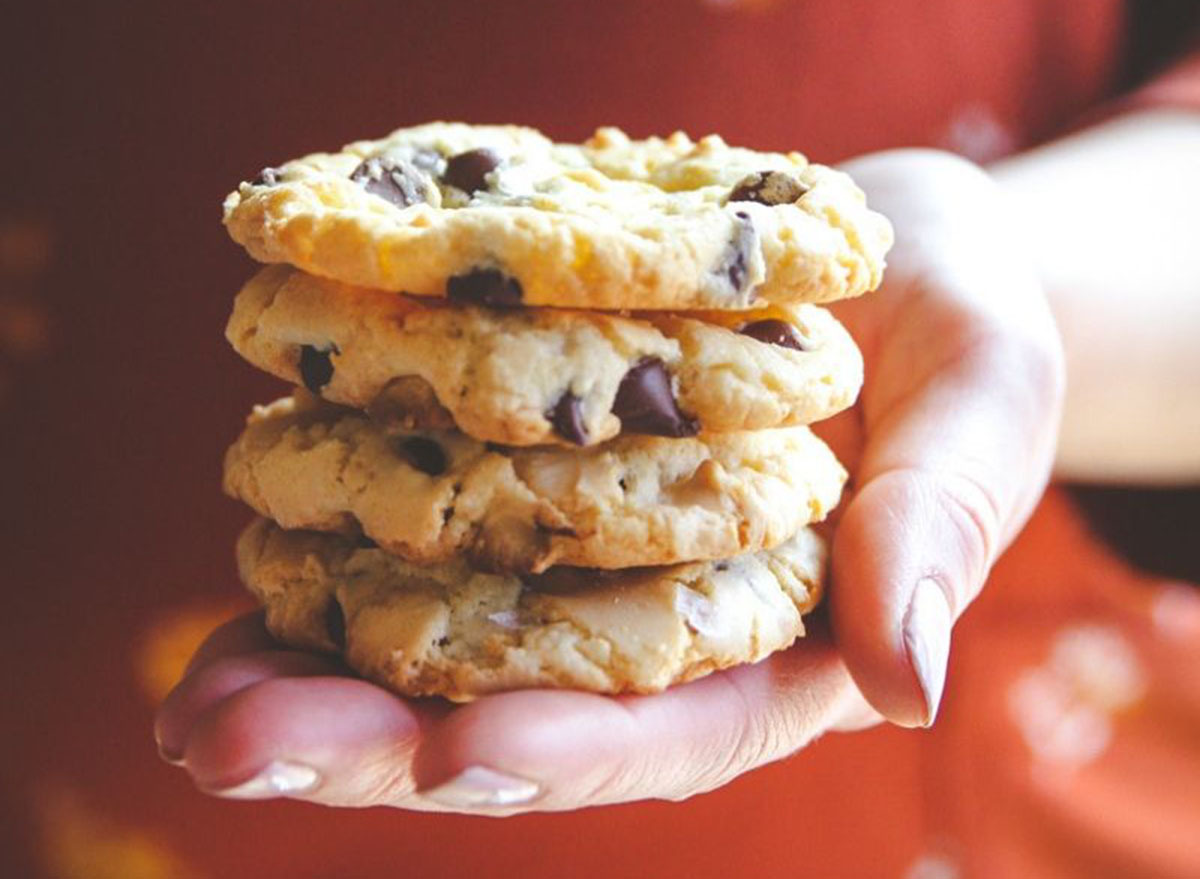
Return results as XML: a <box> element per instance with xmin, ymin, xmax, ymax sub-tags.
<box><xmin>155</xmin><ymin>149</ymin><xmax>1063</xmax><ymax>812</ymax></box>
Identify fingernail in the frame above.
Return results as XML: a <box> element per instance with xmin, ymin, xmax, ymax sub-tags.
<box><xmin>420</xmin><ymin>766</ymin><xmax>541</xmax><ymax>809</ymax></box>
<box><xmin>903</xmin><ymin>577</ymin><xmax>952</xmax><ymax>727</ymax></box>
<box><xmin>156</xmin><ymin>739</ymin><xmax>185</xmax><ymax>766</ymax></box>
<box><xmin>205</xmin><ymin>761</ymin><xmax>320</xmax><ymax>799</ymax></box>
<box><xmin>153</xmin><ymin>725</ymin><xmax>186</xmax><ymax>766</ymax></box>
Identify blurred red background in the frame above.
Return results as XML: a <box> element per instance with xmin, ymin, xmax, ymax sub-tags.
<box><xmin>2</xmin><ymin>2</ymin><xmax>1197</xmax><ymax>877</ymax></box>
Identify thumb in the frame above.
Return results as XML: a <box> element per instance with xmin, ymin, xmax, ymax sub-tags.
<box><xmin>831</xmin><ymin>309</ymin><xmax>1063</xmax><ymax>728</ymax></box>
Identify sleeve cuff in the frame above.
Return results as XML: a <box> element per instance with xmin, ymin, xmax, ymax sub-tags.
<box><xmin>1124</xmin><ymin>45</ymin><xmax>1200</xmax><ymax>113</ymax></box>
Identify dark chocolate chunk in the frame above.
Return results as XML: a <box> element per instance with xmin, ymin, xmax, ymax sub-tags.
<box><xmin>738</xmin><ymin>318</ymin><xmax>807</xmax><ymax>351</ymax></box>
<box><xmin>728</xmin><ymin>170</ymin><xmax>810</xmax><ymax>206</ymax></box>
<box><xmin>548</xmin><ymin>392</ymin><xmax>588</xmax><ymax>445</ymax></box>
<box><xmin>251</xmin><ymin>167</ymin><xmax>283</xmax><ymax>186</ymax></box>
<box><xmin>612</xmin><ymin>357</ymin><xmax>698</xmax><ymax>437</ymax></box>
<box><xmin>719</xmin><ymin>211</ymin><xmax>757</xmax><ymax>293</ymax></box>
<box><xmin>392</xmin><ymin>436</ymin><xmax>447</xmax><ymax>476</ymax></box>
<box><xmin>447</xmin><ymin>268</ymin><xmax>523</xmax><ymax>307</ymax></box>
<box><xmin>323</xmin><ymin>598</ymin><xmax>346</xmax><ymax>649</ymax></box>
<box><xmin>443</xmin><ymin>148</ymin><xmax>500</xmax><ymax>194</ymax></box>
<box><xmin>350</xmin><ymin>156</ymin><xmax>434</xmax><ymax>208</ymax></box>
<box><xmin>298</xmin><ymin>344</ymin><xmax>337</xmax><ymax>393</ymax></box>
<box><xmin>354</xmin><ymin>535</ymin><xmax>379</xmax><ymax>549</ymax></box>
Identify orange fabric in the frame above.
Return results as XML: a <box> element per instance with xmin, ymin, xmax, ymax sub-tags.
<box><xmin>3</xmin><ymin>2</ymin><xmax>1199</xmax><ymax>877</ymax></box>
<box><xmin>927</xmin><ymin>491</ymin><xmax>1200</xmax><ymax>879</ymax></box>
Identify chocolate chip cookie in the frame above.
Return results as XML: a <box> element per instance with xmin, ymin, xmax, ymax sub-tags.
<box><xmin>227</xmin><ymin>265</ymin><xmax>863</xmax><ymax>446</ymax></box>
<box><xmin>238</xmin><ymin>517</ymin><xmax>826</xmax><ymax>700</ymax></box>
<box><xmin>223</xmin><ymin>122</ymin><xmax>892</xmax><ymax>310</ymax></box>
<box><xmin>223</xmin><ymin>392</ymin><xmax>847</xmax><ymax>573</ymax></box>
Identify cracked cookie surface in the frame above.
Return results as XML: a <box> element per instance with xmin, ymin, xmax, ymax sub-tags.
<box><xmin>237</xmin><ymin>517</ymin><xmax>826</xmax><ymax>700</ymax></box>
<box><xmin>223</xmin><ymin>392</ymin><xmax>846</xmax><ymax>572</ymax></box>
<box><xmin>223</xmin><ymin>122</ymin><xmax>892</xmax><ymax>311</ymax></box>
<box><xmin>227</xmin><ymin>265</ymin><xmax>864</xmax><ymax>447</ymax></box>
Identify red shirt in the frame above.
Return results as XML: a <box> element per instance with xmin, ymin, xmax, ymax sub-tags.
<box><xmin>2</xmin><ymin>2</ymin><xmax>1198</xmax><ymax>877</ymax></box>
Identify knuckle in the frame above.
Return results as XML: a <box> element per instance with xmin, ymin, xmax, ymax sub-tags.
<box><xmin>990</xmin><ymin>317</ymin><xmax>1065</xmax><ymax>410</ymax></box>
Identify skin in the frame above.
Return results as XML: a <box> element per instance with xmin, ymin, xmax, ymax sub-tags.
<box><xmin>991</xmin><ymin>109</ymin><xmax>1200</xmax><ymax>483</ymax></box>
<box><xmin>156</xmin><ymin>108</ymin><xmax>1199</xmax><ymax>812</ymax></box>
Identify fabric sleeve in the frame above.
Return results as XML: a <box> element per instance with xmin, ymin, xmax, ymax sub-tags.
<box><xmin>1125</xmin><ymin>44</ymin><xmax>1200</xmax><ymax>111</ymax></box>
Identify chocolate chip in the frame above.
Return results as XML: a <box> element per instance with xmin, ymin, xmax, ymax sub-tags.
<box><xmin>447</xmin><ymin>268</ymin><xmax>523</xmax><ymax>307</ymax></box>
<box><xmin>728</xmin><ymin>170</ymin><xmax>809</xmax><ymax>206</ymax></box>
<box><xmin>350</xmin><ymin>156</ymin><xmax>434</xmax><ymax>208</ymax></box>
<box><xmin>298</xmin><ymin>344</ymin><xmax>336</xmax><ymax>393</ymax></box>
<box><xmin>738</xmin><ymin>319</ymin><xmax>808</xmax><ymax>351</ymax></box>
<box><xmin>548</xmin><ymin>392</ymin><xmax>588</xmax><ymax>445</ymax></box>
<box><xmin>612</xmin><ymin>358</ymin><xmax>698</xmax><ymax>438</ymax></box>
<box><xmin>251</xmin><ymin>167</ymin><xmax>283</xmax><ymax>186</ymax></box>
<box><xmin>323</xmin><ymin>598</ymin><xmax>346</xmax><ymax>649</ymax></box>
<box><xmin>443</xmin><ymin>148</ymin><xmax>500</xmax><ymax>194</ymax></box>
<box><xmin>719</xmin><ymin>211</ymin><xmax>757</xmax><ymax>293</ymax></box>
<box><xmin>355</xmin><ymin>534</ymin><xmax>379</xmax><ymax>549</ymax></box>
<box><xmin>392</xmin><ymin>436</ymin><xmax>447</xmax><ymax>476</ymax></box>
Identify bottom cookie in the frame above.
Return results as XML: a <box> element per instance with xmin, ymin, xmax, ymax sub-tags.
<box><xmin>237</xmin><ymin>518</ymin><xmax>826</xmax><ymax>701</ymax></box>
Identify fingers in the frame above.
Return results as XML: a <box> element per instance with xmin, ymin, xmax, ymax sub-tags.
<box><xmin>410</xmin><ymin>636</ymin><xmax>857</xmax><ymax>812</ymax></box>
<box><xmin>182</xmin><ymin>610</ymin><xmax>277</xmax><ymax>677</ymax></box>
<box><xmin>159</xmin><ymin>624</ymin><xmax>863</xmax><ymax>812</ymax></box>
<box><xmin>831</xmin><ymin>296</ymin><xmax>1064</xmax><ymax>728</ymax></box>
<box><xmin>155</xmin><ymin>649</ymin><xmax>345</xmax><ymax>763</ymax></box>
<box><xmin>825</xmin><ymin>150</ymin><xmax>1065</xmax><ymax>729</ymax></box>
<box><xmin>181</xmin><ymin>676</ymin><xmax>431</xmax><ymax>807</ymax></box>
<box><xmin>158</xmin><ymin>616</ymin><xmax>437</xmax><ymax>806</ymax></box>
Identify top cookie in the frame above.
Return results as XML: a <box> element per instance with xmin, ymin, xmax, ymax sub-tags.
<box><xmin>223</xmin><ymin>123</ymin><xmax>893</xmax><ymax>311</ymax></box>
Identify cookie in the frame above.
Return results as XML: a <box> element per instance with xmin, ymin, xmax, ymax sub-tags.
<box><xmin>237</xmin><ymin>517</ymin><xmax>826</xmax><ymax>700</ymax></box>
<box><xmin>223</xmin><ymin>392</ymin><xmax>846</xmax><ymax>572</ymax></box>
<box><xmin>227</xmin><ymin>265</ymin><xmax>864</xmax><ymax>447</ymax></box>
<box><xmin>223</xmin><ymin>123</ymin><xmax>892</xmax><ymax>311</ymax></box>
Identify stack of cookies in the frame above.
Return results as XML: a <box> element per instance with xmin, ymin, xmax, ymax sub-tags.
<box><xmin>219</xmin><ymin>123</ymin><xmax>892</xmax><ymax>701</ymax></box>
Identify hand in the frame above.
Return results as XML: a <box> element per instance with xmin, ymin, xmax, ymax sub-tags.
<box><xmin>155</xmin><ymin>149</ymin><xmax>1063</xmax><ymax>812</ymax></box>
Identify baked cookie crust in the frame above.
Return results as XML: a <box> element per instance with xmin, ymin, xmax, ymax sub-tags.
<box><xmin>227</xmin><ymin>265</ymin><xmax>864</xmax><ymax>447</ymax></box>
<box><xmin>223</xmin><ymin>392</ymin><xmax>847</xmax><ymax>572</ymax></box>
<box><xmin>238</xmin><ymin>517</ymin><xmax>826</xmax><ymax>700</ymax></box>
<box><xmin>223</xmin><ymin>123</ymin><xmax>892</xmax><ymax>311</ymax></box>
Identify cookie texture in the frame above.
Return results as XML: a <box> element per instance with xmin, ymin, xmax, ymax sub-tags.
<box><xmin>223</xmin><ymin>123</ymin><xmax>893</xmax><ymax>310</ymax></box>
<box><xmin>223</xmin><ymin>392</ymin><xmax>846</xmax><ymax>572</ymax></box>
<box><xmin>227</xmin><ymin>265</ymin><xmax>864</xmax><ymax>446</ymax></box>
<box><xmin>237</xmin><ymin>517</ymin><xmax>826</xmax><ymax>700</ymax></box>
